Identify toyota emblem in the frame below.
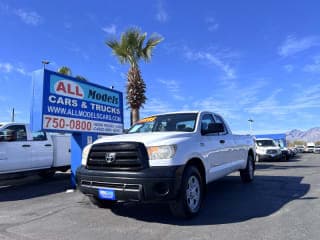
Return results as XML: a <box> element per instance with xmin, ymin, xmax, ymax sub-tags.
<box><xmin>105</xmin><ymin>152</ymin><xmax>116</xmax><ymax>164</ymax></box>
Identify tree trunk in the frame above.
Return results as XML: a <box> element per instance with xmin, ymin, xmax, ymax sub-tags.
<box><xmin>131</xmin><ymin>108</ymin><xmax>140</xmax><ymax>125</ymax></box>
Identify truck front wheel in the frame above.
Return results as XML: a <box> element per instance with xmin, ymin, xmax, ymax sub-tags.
<box><xmin>169</xmin><ymin>165</ymin><xmax>204</xmax><ymax>218</ymax></box>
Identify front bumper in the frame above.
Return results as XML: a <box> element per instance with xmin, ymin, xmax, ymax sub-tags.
<box><xmin>257</xmin><ymin>153</ymin><xmax>282</xmax><ymax>161</ymax></box>
<box><xmin>76</xmin><ymin>165</ymin><xmax>184</xmax><ymax>203</ymax></box>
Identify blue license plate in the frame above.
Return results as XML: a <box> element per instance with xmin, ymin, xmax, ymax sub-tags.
<box><xmin>98</xmin><ymin>189</ymin><xmax>115</xmax><ymax>200</ymax></box>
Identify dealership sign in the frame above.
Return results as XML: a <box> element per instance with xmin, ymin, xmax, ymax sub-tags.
<box><xmin>31</xmin><ymin>69</ymin><xmax>123</xmax><ymax>134</ymax></box>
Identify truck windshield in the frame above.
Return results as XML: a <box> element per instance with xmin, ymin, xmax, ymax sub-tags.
<box><xmin>128</xmin><ymin>113</ymin><xmax>198</xmax><ymax>133</ymax></box>
<box><xmin>256</xmin><ymin>140</ymin><xmax>276</xmax><ymax>147</ymax></box>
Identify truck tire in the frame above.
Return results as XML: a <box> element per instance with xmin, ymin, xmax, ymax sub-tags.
<box><xmin>169</xmin><ymin>165</ymin><xmax>204</xmax><ymax>218</ymax></box>
<box><xmin>89</xmin><ymin>196</ymin><xmax>117</xmax><ymax>209</ymax></box>
<box><xmin>240</xmin><ymin>154</ymin><xmax>255</xmax><ymax>183</ymax></box>
<box><xmin>38</xmin><ymin>169</ymin><xmax>56</xmax><ymax>179</ymax></box>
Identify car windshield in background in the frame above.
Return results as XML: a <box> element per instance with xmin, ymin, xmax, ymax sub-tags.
<box><xmin>256</xmin><ymin>140</ymin><xmax>276</xmax><ymax>147</ymax></box>
<box><xmin>128</xmin><ymin>113</ymin><xmax>198</xmax><ymax>133</ymax></box>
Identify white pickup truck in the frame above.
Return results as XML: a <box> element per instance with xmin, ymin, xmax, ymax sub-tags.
<box><xmin>77</xmin><ymin>111</ymin><xmax>255</xmax><ymax>218</ymax></box>
<box><xmin>0</xmin><ymin>122</ymin><xmax>70</xmax><ymax>179</ymax></box>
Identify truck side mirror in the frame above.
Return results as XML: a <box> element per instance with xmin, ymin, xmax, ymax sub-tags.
<box><xmin>202</xmin><ymin>123</ymin><xmax>224</xmax><ymax>135</ymax></box>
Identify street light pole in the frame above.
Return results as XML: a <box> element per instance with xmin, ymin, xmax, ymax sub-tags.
<box><xmin>248</xmin><ymin>118</ymin><xmax>254</xmax><ymax>134</ymax></box>
<box><xmin>42</xmin><ymin>60</ymin><xmax>50</xmax><ymax>70</ymax></box>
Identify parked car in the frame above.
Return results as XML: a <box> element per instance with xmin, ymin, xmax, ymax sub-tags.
<box><xmin>0</xmin><ymin>122</ymin><xmax>70</xmax><ymax>179</ymax></box>
<box><xmin>314</xmin><ymin>145</ymin><xmax>320</xmax><ymax>154</ymax></box>
<box><xmin>255</xmin><ymin>138</ymin><xmax>282</xmax><ymax>162</ymax></box>
<box><xmin>295</xmin><ymin>145</ymin><xmax>305</xmax><ymax>153</ymax></box>
<box><xmin>76</xmin><ymin>111</ymin><xmax>256</xmax><ymax>218</ymax></box>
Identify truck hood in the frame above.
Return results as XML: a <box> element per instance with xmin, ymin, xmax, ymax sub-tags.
<box><xmin>94</xmin><ymin>132</ymin><xmax>195</xmax><ymax>147</ymax></box>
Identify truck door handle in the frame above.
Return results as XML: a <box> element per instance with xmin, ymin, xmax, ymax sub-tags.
<box><xmin>44</xmin><ymin>144</ymin><xmax>52</xmax><ymax>147</ymax></box>
<box><xmin>22</xmin><ymin>144</ymin><xmax>31</xmax><ymax>147</ymax></box>
<box><xmin>219</xmin><ymin>140</ymin><xmax>225</xmax><ymax>144</ymax></box>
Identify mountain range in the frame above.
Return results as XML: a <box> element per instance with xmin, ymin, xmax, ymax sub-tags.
<box><xmin>286</xmin><ymin>127</ymin><xmax>320</xmax><ymax>143</ymax></box>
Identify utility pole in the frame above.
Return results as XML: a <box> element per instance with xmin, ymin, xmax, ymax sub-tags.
<box><xmin>11</xmin><ymin>108</ymin><xmax>15</xmax><ymax>122</ymax></box>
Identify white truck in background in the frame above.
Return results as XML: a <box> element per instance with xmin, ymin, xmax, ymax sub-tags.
<box><xmin>305</xmin><ymin>142</ymin><xmax>315</xmax><ymax>153</ymax></box>
<box><xmin>0</xmin><ymin>122</ymin><xmax>70</xmax><ymax>179</ymax></box>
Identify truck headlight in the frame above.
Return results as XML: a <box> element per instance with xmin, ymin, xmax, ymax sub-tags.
<box><xmin>81</xmin><ymin>144</ymin><xmax>92</xmax><ymax>166</ymax></box>
<box><xmin>256</xmin><ymin>148</ymin><xmax>266</xmax><ymax>155</ymax></box>
<box><xmin>147</xmin><ymin>145</ymin><xmax>177</xmax><ymax>160</ymax></box>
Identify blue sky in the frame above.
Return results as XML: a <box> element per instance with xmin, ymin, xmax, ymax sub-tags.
<box><xmin>0</xmin><ymin>0</ymin><xmax>320</xmax><ymax>134</ymax></box>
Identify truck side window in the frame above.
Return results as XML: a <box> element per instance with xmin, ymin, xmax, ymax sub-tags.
<box><xmin>3</xmin><ymin>125</ymin><xmax>27</xmax><ymax>141</ymax></box>
<box><xmin>32</xmin><ymin>131</ymin><xmax>47</xmax><ymax>141</ymax></box>
<box><xmin>214</xmin><ymin>115</ymin><xmax>228</xmax><ymax>134</ymax></box>
<box><xmin>201</xmin><ymin>114</ymin><xmax>215</xmax><ymax>133</ymax></box>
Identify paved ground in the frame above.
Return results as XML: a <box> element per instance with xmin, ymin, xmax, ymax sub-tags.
<box><xmin>0</xmin><ymin>154</ymin><xmax>319</xmax><ymax>240</ymax></box>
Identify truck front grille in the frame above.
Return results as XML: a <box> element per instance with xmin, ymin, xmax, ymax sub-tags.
<box><xmin>86</xmin><ymin>142</ymin><xmax>149</xmax><ymax>171</ymax></box>
<box><xmin>267</xmin><ymin>149</ymin><xmax>278</xmax><ymax>154</ymax></box>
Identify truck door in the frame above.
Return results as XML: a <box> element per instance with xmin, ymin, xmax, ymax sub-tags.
<box><xmin>0</xmin><ymin>125</ymin><xmax>32</xmax><ymax>173</ymax></box>
<box><xmin>31</xmin><ymin>131</ymin><xmax>53</xmax><ymax>169</ymax></box>
<box><xmin>200</xmin><ymin>113</ymin><xmax>228</xmax><ymax>181</ymax></box>
<box><xmin>213</xmin><ymin>114</ymin><xmax>236</xmax><ymax>165</ymax></box>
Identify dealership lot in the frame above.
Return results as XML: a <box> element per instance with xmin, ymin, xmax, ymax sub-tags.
<box><xmin>0</xmin><ymin>154</ymin><xmax>319</xmax><ymax>240</ymax></box>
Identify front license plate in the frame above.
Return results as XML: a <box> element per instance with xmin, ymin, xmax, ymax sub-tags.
<box><xmin>98</xmin><ymin>189</ymin><xmax>115</xmax><ymax>200</ymax></box>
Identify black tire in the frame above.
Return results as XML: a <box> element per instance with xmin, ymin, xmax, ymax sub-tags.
<box><xmin>38</xmin><ymin>169</ymin><xmax>56</xmax><ymax>179</ymax></box>
<box><xmin>169</xmin><ymin>165</ymin><xmax>204</xmax><ymax>218</ymax></box>
<box><xmin>89</xmin><ymin>196</ymin><xmax>117</xmax><ymax>209</ymax></box>
<box><xmin>240</xmin><ymin>154</ymin><xmax>255</xmax><ymax>183</ymax></box>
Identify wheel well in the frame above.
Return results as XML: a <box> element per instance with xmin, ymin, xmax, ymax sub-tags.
<box><xmin>186</xmin><ymin>158</ymin><xmax>206</xmax><ymax>183</ymax></box>
<box><xmin>248</xmin><ymin>148</ymin><xmax>254</xmax><ymax>160</ymax></box>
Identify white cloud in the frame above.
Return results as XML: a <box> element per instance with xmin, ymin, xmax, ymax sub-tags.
<box><xmin>0</xmin><ymin>62</ymin><xmax>28</xmax><ymax>75</ymax></box>
<box><xmin>64</xmin><ymin>22</ymin><xmax>72</xmax><ymax>30</ymax></box>
<box><xmin>292</xmin><ymin>84</ymin><xmax>320</xmax><ymax>109</ymax></box>
<box><xmin>141</xmin><ymin>98</ymin><xmax>173</xmax><ymax>116</ymax></box>
<box><xmin>102</xmin><ymin>24</ymin><xmax>117</xmax><ymax>35</ymax></box>
<box><xmin>155</xmin><ymin>0</ymin><xmax>168</xmax><ymax>23</ymax></box>
<box><xmin>278</xmin><ymin>35</ymin><xmax>320</xmax><ymax>57</ymax></box>
<box><xmin>206</xmin><ymin>17</ymin><xmax>219</xmax><ymax>31</ymax></box>
<box><xmin>157</xmin><ymin>79</ymin><xmax>184</xmax><ymax>100</ymax></box>
<box><xmin>284</xmin><ymin>64</ymin><xmax>294</xmax><ymax>73</ymax></box>
<box><xmin>247</xmin><ymin>89</ymin><xmax>284</xmax><ymax>115</ymax></box>
<box><xmin>184</xmin><ymin>48</ymin><xmax>236</xmax><ymax>79</ymax></box>
<box><xmin>303</xmin><ymin>55</ymin><xmax>320</xmax><ymax>73</ymax></box>
<box><xmin>14</xmin><ymin>9</ymin><xmax>42</xmax><ymax>26</ymax></box>
<box><xmin>0</xmin><ymin>62</ymin><xmax>13</xmax><ymax>73</ymax></box>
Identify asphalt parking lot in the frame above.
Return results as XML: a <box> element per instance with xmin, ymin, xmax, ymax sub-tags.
<box><xmin>0</xmin><ymin>154</ymin><xmax>319</xmax><ymax>240</ymax></box>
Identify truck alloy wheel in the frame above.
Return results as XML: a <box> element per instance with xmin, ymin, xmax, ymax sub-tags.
<box><xmin>169</xmin><ymin>165</ymin><xmax>204</xmax><ymax>218</ymax></box>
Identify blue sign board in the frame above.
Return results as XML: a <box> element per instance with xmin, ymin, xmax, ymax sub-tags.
<box><xmin>31</xmin><ymin>69</ymin><xmax>124</xmax><ymax>134</ymax></box>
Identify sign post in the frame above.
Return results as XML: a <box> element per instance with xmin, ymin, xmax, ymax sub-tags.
<box><xmin>31</xmin><ymin>69</ymin><xmax>124</xmax><ymax>187</ymax></box>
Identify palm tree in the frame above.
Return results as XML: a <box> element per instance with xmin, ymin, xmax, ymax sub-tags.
<box><xmin>58</xmin><ymin>66</ymin><xmax>72</xmax><ymax>76</ymax></box>
<box><xmin>58</xmin><ymin>67</ymin><xmax>87</xmax><ymax>82</ymax></box>
<box><xmin>106</xmin><ymin>28</ymin><xmax>163</xmax><ymax>125</ymax></box>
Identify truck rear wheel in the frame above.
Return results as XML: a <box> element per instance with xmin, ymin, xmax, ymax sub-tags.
<box><xmin>240</xmin><ymin>154</ymin><xmax>255</xmax><ymax>183</ymax></box>
<box><xmin>169</xmin><ymin>165</ymin><xmax>204</xmax><ymax>218</ymax></box>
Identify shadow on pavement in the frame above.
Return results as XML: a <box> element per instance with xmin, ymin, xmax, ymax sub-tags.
<box><xmin>110</xmin><ymin>175</ymin><xmax>310</xmax><ymax>225</ymax></box>
<box><xmin>0</xmin><ymin>172</ymin><xmax>71</xmax><ymax>201</ymax></box>
<box><xmin>256</xmin><ymin>163</ymin><xmax>320</xmax><ymax>171</ymax></box>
